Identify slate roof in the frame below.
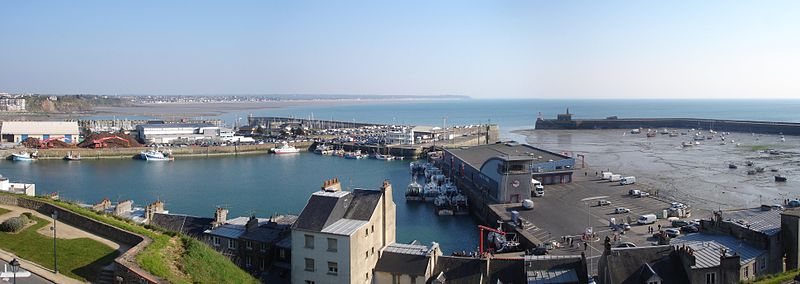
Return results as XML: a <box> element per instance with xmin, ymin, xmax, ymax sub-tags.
<box><xmin>488</xmin><ymin>258</ymin><xmax>526</xmax><ymax>284</ymax></box>
<box><xmin>430</xmin><ymin>256</ymin><xmax>485</xmax><ymax>284</ymax></box>
<box><xmin>293</xmin><ymin>188</ymin><xmax>383</xmax><ymax>235</ymax></box>
<box><xmin>240</xmin><ymin>226</ymin><xmax>285</xmax><ymax>243</ymax></box>
<box><xmin>722</xmin><ymin>208</ymin><xmax>782</xmax><ymax>236</ymax></box>
<box><xmin>525</xmin><ymin>255</ymin><xmax>586</xmax><ymax>284</ymax></box>
<box><xmin>671</xmin><ymin>233</ymin><xmax>765</xmax><ymax>268</ymax></box>
<box><xmin>375</xmin><ymin>243</ymin><xmax>434</xmax><ymax>276</ymax></box>
<box><xmin>601</xmin><ymin>246</ymin><xmax>689</xmax><ymax>284</ymax></box>
<box><xmin>445</xmin><ymin>142</ymin><xmax>570</xmax><ymax>170</ymax></box>
<box><xmin>150</xmin><ymin>213</ymin><xmax>214</xmax><ymax>238</ymax></box>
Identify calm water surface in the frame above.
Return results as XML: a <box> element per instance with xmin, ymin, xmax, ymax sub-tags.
<box><xmin>0</xmin><ymin>154</ymin><xmax>478</xmax><ymax>252</ymax></box>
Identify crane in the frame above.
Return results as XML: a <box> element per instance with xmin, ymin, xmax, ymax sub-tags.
<box><xmin>478</xmin><ymin>225</ymin><xmax>507</xmax><ymax>255</ymax></box>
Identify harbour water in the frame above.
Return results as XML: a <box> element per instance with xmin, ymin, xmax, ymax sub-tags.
<box><xmin>0</xmin><ymin>153</ymin><xmax>479</xmax><ymax>253</ymax></box>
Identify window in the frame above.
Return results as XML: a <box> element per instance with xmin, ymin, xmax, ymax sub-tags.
<box><xmin>279</xmin><ymin>249</ymin><xmax>286</xmax><ymax>259</ymax></box>
<box><xmin>365</xmin><ymin>229</ymin><xmax>369</xmax><ymax>237</ymax></box>
<box><xmin>647</xmin><ymin>281</ymin><xmax>660</xmax><ymax>284</ymax></box>
<box><xmin>392</xmin><ymin>274</ymin><xmax>399</xmax><ymax>284</ymax></box>
<box><xmin>229</xmin><ymin>239</ymin><xmax>237</xmax><ymax>249</ymax></box>
<box><xmin>759</xmin><ymin>256</ymin><xmax>766</xmax><ymax>271</ymax></box>
<box><xmin>212</xmin><ymin>236</ymin><xmax>220</xmax><ymax>246</ymax></box>
<box><xmin>366</xmin><ymin>251</ymin><xmax>369</xmax><ymax>259</ymax></box>
<box><xmin>246</xmin><ymin>241</ymin><xmax>252</xmax><ymax>250</ymax></box>
<box><xmin>410</xmin><ymin>276</ymin><xmax>417</xmax><ymax>284</ymax></box>
<box><xmin>304</xmin><ymin>258</ymin><xmax>315</xmax><ymax>272</ymax></box>
<box><xmin>305</xmin><ymin>281</ymin><xmax>315</xmax><ymax>284</ymax></box>
<box><xmin>371</xmin><ymin>224</ymin><xmax>374</xmax><ymax>233</ymax></box>
<box><xmin>705</xmin><ymin>272</ymin><xmax>716</xmax><ymax>284</ymax></box>
<box><xmin>305</xmin><ymin>234</ymin><xmax>314</xmax><ymax>249</ymax></box>
<box><xmin>327</xmin><ymin>262</ymin><xmax>338</xmax><ymax>275</ymax></box>
<box><xmin>261</xmin><ymin>243</ymin><xmax>267</xmax><ymax>252</ymax></box>
<box><xmin>245</xmin><ymin>256</ymin><xmax>252</xmax><ymax>267</ymax></box>
<box><xmin>327</xmin><ymin>238</ymin><xmax>338</xmax><ymax>252</ymax></box>
<box><xmin>260</xmin><ymin>258</ymin><xmax>266</xmax><ymax>270</ymax></box>
<box><xmin>745</xmin><ymin>266</ymin><xmax>750</xmax><ymax>279</ymax></box>
<box><xmin>371</xmin><ymin>247</ymin><xmax>375</xmax><ymax>255</ymax></box>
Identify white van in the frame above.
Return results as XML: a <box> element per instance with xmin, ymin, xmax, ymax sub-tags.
<box><xmin>620</xmin><ymin>176</ymin><xmax>636</xmax><ymax>185</ymax></box>
<box><xmin>610</xmin><ymin>174</ymin><xmax>623</xmax><ymax>182</ymax></box>
<box><xmin>601</xmin><ymin>172</ymin><xmax>613</xmax><ymax>180</ymax></box>
<box><xmin>637</xmin><ymin>214</ymin><xmax>657</xmax><ymax>225</ymax></box>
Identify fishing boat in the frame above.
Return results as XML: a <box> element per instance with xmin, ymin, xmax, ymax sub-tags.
<box><xmin>775</xmin><ymin>175</ymin><xmax>788</xmax><ymax>182</ymax></box>
<box><xmin>10</xmin><ymin>151</ymin><xmax>37</xmax><ymax>161</ymax></box>
<box><xmin>139</xmin><ymin>150</ymin><xmax>173</xmax><ymax>161</ymax></box>
<box><xmin>434</xmin><ymin>195</ymin><xmax>454</xmax><ymax>215</ymax></box>
<box><xmin>646</xmin><ymin>131</ymin><xmax>656</xmax><ymax>138</ymax></box>
<box><xmin>630</xmin><ymin>128</ymin><xmax>641</xmax><ymax>134</ymax></box>
<box><xmin>728</xmin><ymin>163</ymin><xmax>737</xmax><ymax>169</ymax></box>
<box><xmin>405</xmin><ymin>180</ymin><xmax>423</xmax><ymax>201</ymax></box>
<box><xmin>669</xmin><ymin>132</ymin><xmax>679</xmax><ymax>137</ymax></box>
<box><xmin>63</xmin><ymin>151</ymin><xmax>81</xmax><ymax>161</ymax></box>
<box><xmin>270</xmin><ymin>142</ymin><xmax>300</xmax><ymax>154</ymax></box>
<box><xmin>344</xmin><ymin>151</ymin><xmax>364</xmax><ymax>159</ymax></box>
<box><xmin>452</xmin><ymin>193</ymin><xmax>469</xmax><ymax>215</ymax></box>
<box><xmin>681</xmin><ymin>141</ymin><xmax>694</xmax><ymax>148</ymax></box>
<box><xmin>313</xmin><ymin>144</ymin><xmax>333</xmax><ymax>155</ymax></box>
<box><xmin>745</xmin><ymin>161</ymin><xmax>754</xmax><ymax>167</ymax></box>
<box><xmin>747</xmin><ymin>170</ymin><xmax>756</xmax><ymax>175</ymax></box>
<box><xmin>375</xmin><ymin>154</ymin><xmax>394</xmax><ymax>160</ymax></box>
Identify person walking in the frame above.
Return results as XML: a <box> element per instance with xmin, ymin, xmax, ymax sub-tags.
<box><xmin>584</xmin><ymin>242</ymin><xmax>588</xmax><ymax>251</ymax></box>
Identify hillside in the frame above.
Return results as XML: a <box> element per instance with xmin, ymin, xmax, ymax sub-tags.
<box><xmin>25</xmin><ymin>95</ymin><xmax>132</xmax><ymax>113</ymax></box>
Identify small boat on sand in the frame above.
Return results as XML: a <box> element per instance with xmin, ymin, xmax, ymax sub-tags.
<box><xmin>775</xmin><ymin>175</ymin><xmax>787</xmax><ymax>182</ymax></box>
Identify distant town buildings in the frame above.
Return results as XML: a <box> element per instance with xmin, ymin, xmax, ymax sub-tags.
<box><xmin>0</xmin><ymin>121</ymin><xmax>80</xmax><ymax>144</ymax></box>
<box><xmin>0</xmin><ymin>96</ymin><xmax>26</xmax><ymax>111</ymax></box>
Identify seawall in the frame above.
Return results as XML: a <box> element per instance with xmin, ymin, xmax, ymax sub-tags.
<box><xmin>1</xmin><ymin>142</ymin><xmax>315</xmax><ymax>160</ymax></box>
<box><xmin>535</xmin><ymin>117</ymin><xmax>800</xmax><ymax>135</ymax></box>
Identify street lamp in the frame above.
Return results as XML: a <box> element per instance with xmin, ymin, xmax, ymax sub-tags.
<box><xmin>9</xmin><ymin>258</ymin><xmax>19</xmax><ymax>284</ymax></box>
<box><xmin>579</xmin><ymin>196</ymin><xmax>608</xmax><ymax>277</ymax></box>
<box><xmin>51</xmin><ymin>210</ymin><xmax>58</xmax><ymax>274</ymax></box>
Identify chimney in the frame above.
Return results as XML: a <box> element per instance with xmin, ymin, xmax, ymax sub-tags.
<box><xmin>381</xmin><ymin>179</ymin><xmax>395</xmax><ymax>247</ymax></box>
<box><xmin>246</xmin><ymin>215</ymin><xmax>259</xmax><ymax>232</ymax></box>
<box><xmin>322</xmin><ymin>177</ymin><xmax>342</xmax><ymax>192</ymax></box>
<box><xmin>144</xmin><ymin>200</ymin><xmax>165</xmax><ymax>224</ymax></box>
<box><xmin>213</xmin><ymin>207</ymin><xmax>228</xmax><ymax>228</ymax></box>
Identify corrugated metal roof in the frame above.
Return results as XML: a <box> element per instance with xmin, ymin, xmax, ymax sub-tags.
<box><xmin>385</xmin><ymin>243</ymin><xmax>430</xmax><ymax>256</ymax></box>
<box><xmin>321</xmin><ymin>218</ymin><xmax>367</xmax><ymax>236</ymax></box>
<box><xmin>672</xmin><ymin>233</ymin><xmax>765</xmax><ymax>269</ymax></box>
<box><xmin>207</xmin><ymin>224</ymin><xmax>245</xmax><ymax>239</ymax></box>
<box><xmin>0</xmin><ymin>121</ymin><xmax>79</xmax><ymax>135</ymax></box>
<box><xmin>723</xmin><ymin>208</ymin><xmax>781</xmax><ymax>236</ymax></box>
<box><xmin>527</xmin><ymin>269</ymin><xmax>578</xmax><ymax>283</ymax></box>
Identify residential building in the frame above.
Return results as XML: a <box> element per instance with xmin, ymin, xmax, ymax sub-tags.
<box><xmin>291</xmin><ymin>178</ymin><xmax>396</xmax><ymax>284</ymax></box>
<box><xmin>0</xmin><ymin>97</ymin><xmax>26</xmax><ymax>111</ymax></box>
<box><xmin>700</xmin><ymin>207</ymin><xmax>783</xmax><ymax>275</ymax></box>
<box><xmin>374</xmin><ymin>242</ymin><xmax>442</xmax><ymax>284</ymax></box>
<box><xmin>135</xmin><ymin>122</ymin><xmax>221</xmax><ymax>144</ymax></box>
<box><xmin>525</xmin><ymin>255</ymin><xmax>589</xmax><ymax>284</ymax></box>
<box><xmin>204</xmin><ymin>208</ymin><xmax>297</xmax><ymax>275</ymax></box>
<box><xmin>0</xmin><ymin>121</ymin><xmax>80</xmax><ymax>144</ymax></box>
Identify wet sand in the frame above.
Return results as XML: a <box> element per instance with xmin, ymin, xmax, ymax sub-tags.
<box><xmin>514</xmin><ymin>129</ymin><xmax>800</xmax><ymax>211</ymax></box>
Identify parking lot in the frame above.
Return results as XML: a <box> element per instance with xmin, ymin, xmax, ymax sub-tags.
<box><xmin>492</xmin><ymin>170</ymin><xmax>692</xmax><ymax>272</ymax></box>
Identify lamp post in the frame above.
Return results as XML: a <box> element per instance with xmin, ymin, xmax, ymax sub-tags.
<box><xmin>9</xmin><ymin>258</ymin><xmax>19</xmax><ymax>284</ymax></box>
<box><xmin>51</xmin><ymin>210</ymin><xmax>58</xmax><ymax>274</ymax></box>
<box><xmin>580</xmin><ymin>196</ymin><xmax>608</xmax><ymax>277</ymax></box>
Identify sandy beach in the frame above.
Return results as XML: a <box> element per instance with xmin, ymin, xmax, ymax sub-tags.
<box><xmin>514</xmin><ymin>128</ymin><xmax>800</xmax><ymax>212</ymax></box>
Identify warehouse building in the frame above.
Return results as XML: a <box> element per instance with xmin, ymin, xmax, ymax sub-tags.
<box><xmin>0</xmin><ymin>121</ymin><xmax>80</xmax><ymax>144</ymax></box>
<box><xmin>442</xmin><ymin>142</ymin><xmax>574</xmax><ymax>204</ymax></box>
<box><xmin>135</xmin><ymin>123</ymin><xmax>220</xmax><ymax>144</ymax></box>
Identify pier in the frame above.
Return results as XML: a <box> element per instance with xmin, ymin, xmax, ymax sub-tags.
<box><xmin>536</xmin><ymin>113</ymin><xmax>800</xmax><ymax>135</ymax></box>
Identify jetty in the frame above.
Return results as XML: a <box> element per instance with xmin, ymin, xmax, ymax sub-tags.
<box><xmin>535</xmin><ymin>109</ymin><xmax>800</xmax><ymax>135</ymax></box>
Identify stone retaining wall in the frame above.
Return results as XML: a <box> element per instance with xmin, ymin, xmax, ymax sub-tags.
<box><xmin>0</xmin><ymin>194</ymin><xmax>163</xmax><ymax>283</ymax></box>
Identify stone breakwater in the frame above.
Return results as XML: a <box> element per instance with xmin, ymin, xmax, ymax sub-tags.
<box><xmin>535</xmin><ymin>117</ymin><xmax>800</xmax><ymax>135</ymax></box>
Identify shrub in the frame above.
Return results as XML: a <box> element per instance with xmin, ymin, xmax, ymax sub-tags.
<box><xmin>0</xmin><ymin>216</ymin><xmax>28</xmax><ymax>232</ymax></box>
<box><xmin>21</xmin><ymin>212</ymin><xmax>33</xmax><ymax>219</ymax></box>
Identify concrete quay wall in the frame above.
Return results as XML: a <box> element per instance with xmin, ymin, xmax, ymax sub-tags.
<box><xmin>1</xmin><ymin>142</ymin><xmax>314</xmax><ymax>160</ymax></box>
<box><xmin>0</xmin><ymin>194</ymin><xmax>163</xmax><ymax>283</ymax></box>
<box><xmin>535</xmin><ymin>118</ymin><xmax>800</xmax><ymax>135</ymax></box>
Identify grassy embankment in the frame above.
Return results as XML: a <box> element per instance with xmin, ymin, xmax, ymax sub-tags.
<box><xmin>0</xmin><ymin>207</ymin><xmax>9</xmax><ymax>215</ymax></box>
<box><xmin>0</xmin><ymin>207</ymin><xmax>118</xmax><ymax>281</ymax></box>
<box><xmin>748</xmin><ymin>269</ymin><xmax>799</xmax><ymax>284</ymax></box>
<box><xmin>34</xmin><ymin>197</ymin><xmax>258</xmax><ymax>283</ymax></box>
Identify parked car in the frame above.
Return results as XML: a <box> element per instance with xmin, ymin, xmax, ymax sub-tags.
<box><xmin>614</xmin><ymin>207</ymin><xmax>631</xmax><ymax>214</ymax></box>
<box><xmin>531</xmin><ymin>247</ymin><xmax>548</xmax><ymax>256</ymax></box>
<box><xmin>622</xmin><ymin>223</ymin><xmax>631</xmax><ymax>231</ymax></box>
<box><xmin>680</xmin><ymin>225</ymin><xmax>700</xmax><ymax>233</ymax></box>
<box><xmin>629</xmin><ymin>189</ymin><xmax>641</xmax><ymax>196</ymax></box>
<box><xmin>672</xmin><ymin>220</ymin><xmax>690</xmax><ymax>227</ymax></box>
<box><xmin>598</xmin><ymin>200</ymin><xmax>612</xmax><ymax>206</ymax></box>
<box><xmin>637</xmin><ymin>191</ymin><xmax>650</xmax><ymax>198</ymax></box>
<box><xmin>616</xmin><ymin>242</ymin><xmax>637</xmax><ymax>248</ymax></box>
<box><xmin>664</xmin><ymin>228</ymin><xmax>681</xmax><ymax>238</ymax></box>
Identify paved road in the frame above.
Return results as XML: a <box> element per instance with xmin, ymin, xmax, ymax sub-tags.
<box><xmin>0</xmin><ymin>259</ymin><xmax>52</xmax><ymax>284</ymax></box>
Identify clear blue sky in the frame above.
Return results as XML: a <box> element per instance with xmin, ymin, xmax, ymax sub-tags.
<box><xmin>1</xmin><ymin>0</ymin><xmax>798</xmax><ymax>99</ymax></box>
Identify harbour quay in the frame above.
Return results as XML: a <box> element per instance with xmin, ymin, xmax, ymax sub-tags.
<box><xmin>249</xmin><ymin>116</ymin><xmax>501</xmax><ymax>158</ymax></box>
<box><xmin>536</xmin><ymin>109</ymin><xmax>800</xmax><ymax>135</ymax></box>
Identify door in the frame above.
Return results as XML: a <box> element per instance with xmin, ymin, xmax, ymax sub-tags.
<box><xmin>510</xmin><ymin>194</ymin><xmax>520</xmax><ymax>203</ymax></box>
